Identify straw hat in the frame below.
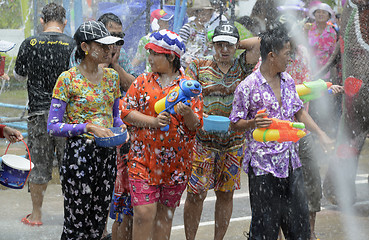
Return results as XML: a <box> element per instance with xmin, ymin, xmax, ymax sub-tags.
<box><xmin>188</xmin><ymin>0</ymin><xmax>214</xmax><ymax>10</ymax></box>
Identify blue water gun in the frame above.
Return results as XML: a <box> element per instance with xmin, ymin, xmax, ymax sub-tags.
<box><xmin>154</xmin><ymin>79</ymin><xmax>202</xmax><ymax>131</ymax></box>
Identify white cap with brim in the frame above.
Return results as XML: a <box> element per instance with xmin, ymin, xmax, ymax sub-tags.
<box><xmin>213</xmin><ymin>35</ymin><xmax>238</xmax><ymax>45</ymax></box>
<box><xmin>94</xmin><ymin>36</ymin><xmax>124</xmax><ymax>45</ymax></box>
<box><xmin>0</xmin><ymin>40</ymin><xmax>16</xmax><ymax>52</ymax></box>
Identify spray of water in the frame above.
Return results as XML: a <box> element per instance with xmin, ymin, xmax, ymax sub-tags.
<box><xmin>281</xmin><ymin>5</ymin><xmax>367</xmax><ymax>239</ymax></box>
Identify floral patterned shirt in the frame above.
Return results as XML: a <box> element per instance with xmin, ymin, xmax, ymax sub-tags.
<box><xmin>308</xmin><ymin>22</ymin><xmax>337</xmax><ymax>74</ymax></box>
<box><xmin>229</xmin><ymin>68</ymin><xmax>304</xmax><ymax>178</ymax></box>
<box><xmin>121</xmin><ymin>71</ymin><xmax>203</xmax><ymax>185</ymax></box>
<box><xmin>52</xmin><ymin>67</ymin><xmax>121</xmax><ymax>138</ymax></box>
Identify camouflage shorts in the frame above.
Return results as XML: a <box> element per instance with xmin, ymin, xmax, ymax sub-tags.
<box><xmin>27</xmin><ymin>113</ymin><xmax>65</xmax><ymax>184</ymax></box>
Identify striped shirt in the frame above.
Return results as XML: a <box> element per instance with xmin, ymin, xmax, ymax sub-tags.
<box><xmin>186</xmin><ymin>51</ymin><xmax>254</xmax><ymax>150</ymax></box>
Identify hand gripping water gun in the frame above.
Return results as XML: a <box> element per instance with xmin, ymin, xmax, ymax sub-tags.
<box><xmin>296</xmin><ymin>79</ymin><xmax>332</xmax><ymax>103</ymax></box>
<box><xmin>154</xmin><ymin>79</ymin><xmax>202</xmax><ymax>131</ymax></box>
<box><xmin>253</xmin><ymin>109</ymin><xmax>306</xmax><ymax>143</ymax></box>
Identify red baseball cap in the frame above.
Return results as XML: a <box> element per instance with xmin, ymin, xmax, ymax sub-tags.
<box><xmin>150</xmin><ymin>9</ymin><xmax>173</xmax><ymax>23</ymax></box>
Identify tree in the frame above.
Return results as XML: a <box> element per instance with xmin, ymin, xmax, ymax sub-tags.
<box><xmin>0</xmin><ymin>0</ymin><xmax>24</xmax><ymax>29</ymax></box>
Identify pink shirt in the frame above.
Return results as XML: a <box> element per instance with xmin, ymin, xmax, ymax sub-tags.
<box><xmin>308</xmin><ymin>22</ymin><xmax>337</xmax><ymax>75</ymax></box>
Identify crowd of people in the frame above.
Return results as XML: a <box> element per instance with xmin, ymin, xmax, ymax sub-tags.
<box><xmin>0</xmin><ymin>0</ymin><xmax>348</xmax><ymax>240</ymax></box>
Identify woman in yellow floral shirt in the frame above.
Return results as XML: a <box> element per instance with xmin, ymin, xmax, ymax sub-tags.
<box><xmin>47</xmin><ymin>21</ymin><xmax>126</xmax><ymax>240</ymax></box>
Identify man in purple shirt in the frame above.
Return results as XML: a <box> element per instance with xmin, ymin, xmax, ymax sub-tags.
<box><xmin>229</xmin><ymin>26</ymin><xmax>334</xmax><ymax>239</ymax></box>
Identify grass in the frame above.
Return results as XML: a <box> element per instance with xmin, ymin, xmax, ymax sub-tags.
<box><xmin>0</xmin><ymin>89</ymin><xmax>28</xmax><ymax>118</ymax></box>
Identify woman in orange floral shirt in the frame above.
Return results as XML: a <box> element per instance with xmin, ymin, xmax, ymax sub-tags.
<box><xmin>121</xmin><ymin>29</ymin><xmax>203</xmax><ymax>240</ymax></box>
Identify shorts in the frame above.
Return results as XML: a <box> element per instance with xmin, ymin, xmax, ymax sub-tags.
<box><xmin>27</xmin><ymin>113</ymin><xmax>65</xmax><ymax>184</ymax></box>
<box><xmin>109</xmin><ymin>142</ymin><xmax>133</xmax><ymax>222</ymax></box>
<box><xmin>187</xmin><ymin>140</ymin><xmax>244</xmax><ymax>194</ymax></box>
<box><xmin>248</xmin><ymin>167</ymin><xmax>310</xmax><ymax>240</ymax></box>
<box><xmin>129</xmin><ymin>178</ymin><xmax>187</xmax><ymax>208</ymax></box>
<box><xmin>299</xmin><ymin>134</ymin><xmax>322</xmax><ymax>212</ymax></box>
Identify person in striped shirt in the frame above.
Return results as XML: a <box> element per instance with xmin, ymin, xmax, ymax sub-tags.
<box><xmin>183</xmin><ymin>22</ymin><xmax>260</xmax><ymax>240</ymax></box>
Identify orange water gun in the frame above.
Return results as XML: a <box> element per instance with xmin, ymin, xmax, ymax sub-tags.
<box><xmin>252</xmin><ymin>109</ymin><xmax>306</xmax><ymax>143</ymax></box>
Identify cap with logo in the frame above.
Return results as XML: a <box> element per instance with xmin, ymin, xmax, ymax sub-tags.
<box><xmin>212</xmin><ymin>23</ymin><xmax>240</xmax><ymax>45</ymax></box>
<box><xmin>74</xmin><ymin>20</ymin><xmax>124</xmax><ymax>46</ymax></box>
<box><xmin>145</xmin><ymin>29</ymin><xmax>186</xmax><ymax>58</ymax></box>
<box><xmin>150</xmin><ymin>9</ymin><xmax>174</xmax><ymax>23</ymax></box>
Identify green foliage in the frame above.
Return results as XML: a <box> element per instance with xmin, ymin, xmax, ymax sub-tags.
<box><xmin>322</xmin><ymin>0</ymin><xmax>337</xmax><ymax>8</ymax></box>
<box><xmin>0</xmin><ymin>0</ymin><xmax>24</xmax><ymax>29</ymax></box>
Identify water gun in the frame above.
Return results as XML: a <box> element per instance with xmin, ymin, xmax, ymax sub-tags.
<box><xmin>296</xmin><ymin>79</ymin><xmax>332</xmax><ymax>103</ymax></box>
<box><xmin>253</xmin><ymin>109</ymin><xmax>306</xmax><ymax>143</ymax></box>
<box><xmin>154</xmin><ymin>79</ymin><xmax>202</xmax><ymax>131</ymax></box>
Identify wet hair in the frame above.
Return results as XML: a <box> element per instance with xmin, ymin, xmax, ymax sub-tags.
<box><xmin>41</xmin><ymin>3</ymin><xmax>66</xmax><ymax>24</ymax></box>
<box><xmin>98</xmin><ymin>13</ymin><xmax>122</xmax><ymax>27</ymax></box>
<box><xmin>259</xmin><ymin>25</ymin><xmax>290</xmax><ymax>62</ymax></box>
<box><xmin>165</xmin><ymin>54</ymin><xmax>181</xmax><ymax>72</ymax></box>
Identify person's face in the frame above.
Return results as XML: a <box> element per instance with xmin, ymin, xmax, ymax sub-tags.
<box><xmin>158</xmin><ymin>19</ymin><xmax>170</xmax><ymax>30</ymax></box>
<box><xmin>314</xmin><ymin>9</ymin><xmax>331</xmax><ymax>23</ymax></box>
<box><xmin>213</xmin><ymin>41</ymin><xmax>237</xmax><ymax>63</ymax></box>
<box><xmin>85</xmin><ymin>41</ymin><xmax>113</xmax><ymax>63</ymax></box>
<box><xmin>148</xmin><ymin>49</ymin><xmax>172</xmax><ymax>73</ymax></box>
<box><xmin>273</xmin><ymin>42</ymin><xmax>291</xmax><ymax>72</ymax></box>
<box><xmin>106</xmin><ymin>21</ymin><xmax>124</xmax><ymax>54</ymax></box>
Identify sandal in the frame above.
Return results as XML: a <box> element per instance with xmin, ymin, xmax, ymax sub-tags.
<box><xmin>21</xmin><ymin>214</ymin><xmax>43</xmax><ymax>226</ymax></box>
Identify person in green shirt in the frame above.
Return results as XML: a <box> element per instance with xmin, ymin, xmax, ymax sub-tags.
<box><xmin>131</xmin><ymin>9</ymin><xmax>173</xmax><ymax>73</ymax></box>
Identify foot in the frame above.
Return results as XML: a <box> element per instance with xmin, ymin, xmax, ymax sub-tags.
<box><xmin>310</xmin><ymin>232</ymin><xmax>318</xmax><ymax>240</ymax></box>
<box><xmin>101</xmin><ymin>233</ymin><xmax>112</xmax><ymax>240</ymax></box>
<box><xmin>21</xmin><ymin>214</ymin><xmax>43</xmax><ymax>226</ymax></box>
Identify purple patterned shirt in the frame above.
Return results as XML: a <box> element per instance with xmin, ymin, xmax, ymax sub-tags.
<box><xmin>229</xmin><ymin>69</ymin><xmax>304</xmax><ymax>178</ymax></box>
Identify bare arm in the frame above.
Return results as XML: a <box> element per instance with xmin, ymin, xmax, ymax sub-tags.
<box><xmin>230</xmin><ymin>111</ymin><xmax>270</xmax><ymax>132</ymax></box>
<box><xmin>0</xmin><ymin>73</ymin><xmax>10</xmax><ymax>81</ymax></box>
<box><xmin>176</xmin><ymin>102</ymin><xmax>201</xmax><ymax>131</ymax></box>
<box><xmin>238</xmin><ymin>37</ymin><xmax>261</xmax><ymax>65</ymax></box>
<box><xmin>123</xmin><ymin>110</ymin><xmax>170</xmax><ymax>129</ymax></box>
<box><xmin>111</xmin><ymin>62</ymin><xmax>135</xmax><ymax>92</ymax></box>
<box><xmin>109</xmin><ymin>50</ymin><xmax>135</xmax><ymax>92</ymax></box>
<box><xmin>2</xmin><ymin>126</ymin><xmax>23</xmax><ymax>143</ymax></box>
<box><xmin>295</xmin><ymin>108</ymin><xmax>334</xmax><ymax>151</ymax></box>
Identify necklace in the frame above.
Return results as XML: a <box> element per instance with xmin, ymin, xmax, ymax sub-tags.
<box><xmin>45</xmin><ymin>26</ymin><xmax>62</xmax><ymax>32</ymax></box>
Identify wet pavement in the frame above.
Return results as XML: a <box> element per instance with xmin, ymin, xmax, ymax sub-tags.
<box><xmin>1</xmin><ymin>139</ymin><xmax>369</xmax><ymax>240</ymax></box>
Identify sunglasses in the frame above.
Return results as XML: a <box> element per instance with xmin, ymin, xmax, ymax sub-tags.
<box><xmin>110</xmin><ymin>32</ymin><xmax>125</xmax><ymax>39</ymax></box>
<box><xmin>110</xmin><ymin>32</ymin><xmax>125</xmax><ymax>46</ymax></box>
